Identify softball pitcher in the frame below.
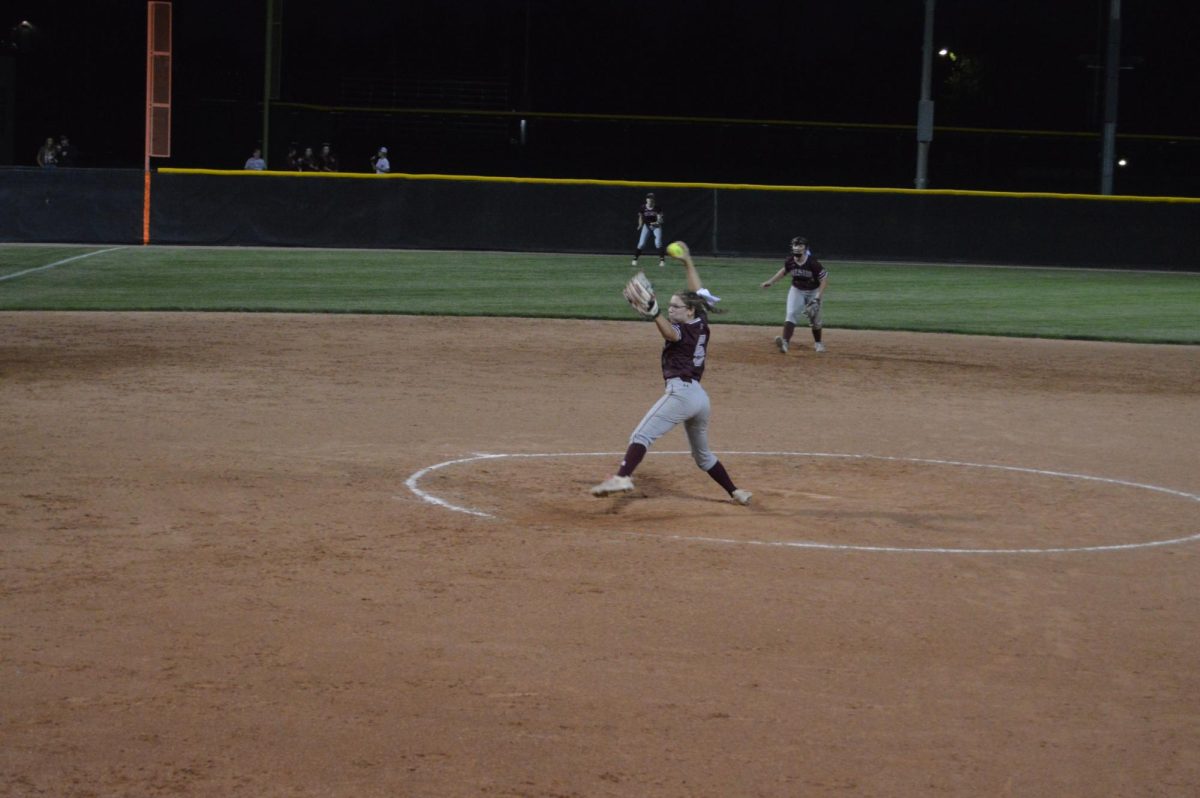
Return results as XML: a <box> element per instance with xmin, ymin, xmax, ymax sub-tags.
<box><xmin>592</xmin><ymin>242</ymin><xmax>752</xmax><ymax>506</ymax></box>
<box><xmin>632</xmin><ymin>192</ymin><xmax>666</xmax><ymax>268</ymax></box>
<box><xmin>760</xmin><ymin>235</ymin><xmax>828</xmax><ymax>353</ymax></box>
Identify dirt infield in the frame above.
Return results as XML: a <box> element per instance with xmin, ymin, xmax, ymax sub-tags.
<box><xmin>2</xmin><ymin>311</ymin><xmax>1198</xmax><ymax>797</ymax></box>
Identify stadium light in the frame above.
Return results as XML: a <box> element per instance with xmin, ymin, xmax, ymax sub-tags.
<box><xmin>4</xmin><ymin>19</ymin><xmax>39</xmax><ymax>52</ymax></box>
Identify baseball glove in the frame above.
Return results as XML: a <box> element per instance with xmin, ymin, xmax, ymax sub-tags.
<box><xmin>803</xmin><ymin>297</ymin><xmax>822</xmax><ymax>321</ymax></box>
<box><xmin>623</xmin><ymin>271</ymin><xmax>659</xmax><ymax>319</ymax></box>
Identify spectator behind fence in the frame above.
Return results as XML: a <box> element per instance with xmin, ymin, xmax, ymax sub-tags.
<box><xmin>371</xmin><ymin>146</ymin><xmax>390</xmax><ymax>174</ymax></box>
<box><xmin>244</xmin><ymin>147</ymin><xmax>266</xmax><ymax>170</ymax></box>
<box><xmin>298</xmin><ymin>146</ymin><xmax>317</xmax><ymax>171</ymax></box>
<box><xmin>318</xmin><ymin>142</ymin><xmax>339</xmax><ymax>172</ymax></box>
<box><xmin>286</xmin><ymin>143</ymin><xmax>301</xmax><ymax>171</ymax></box>
<box><xmin>57</xmin><ymin>135</ymin><xmax>79</xmax><ymax>167</ymax></box>
<box><xmin>36</xmin><ymin>136</ymin><xmax>58</xmax><ymax>167</ymax></box>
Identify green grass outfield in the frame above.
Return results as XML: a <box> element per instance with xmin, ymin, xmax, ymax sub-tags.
<box><xmin>1</xmin><ymin>244</ymin><xmax>1197</xmax><ymax>344</ymax></box>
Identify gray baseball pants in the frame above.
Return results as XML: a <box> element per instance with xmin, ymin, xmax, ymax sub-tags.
<box><xmin>637</xmin><ymin>225</ymin><xmax>664</xmax><ymax>251</ymax></box>
<box><xmin>629</xmin><ymin>377</ymin><xmax>717</xmax><ymax>470</ymax></box>
<box><xmin>785</xmin><ymin>285</ymin><xmax>823</xmax><ymax>328</ymax></box>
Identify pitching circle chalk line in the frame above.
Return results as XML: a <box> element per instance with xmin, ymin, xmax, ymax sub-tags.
<box><xmin>401</xmin><ymin>451</ymin><xmax>1200</xmax><ymax>555</ymax></box>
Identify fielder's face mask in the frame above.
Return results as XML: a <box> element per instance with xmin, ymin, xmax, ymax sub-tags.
<box><xmin>791</xmin><ymin>237</ymin><xmax>808</xmax><ymax>255</ymax></box>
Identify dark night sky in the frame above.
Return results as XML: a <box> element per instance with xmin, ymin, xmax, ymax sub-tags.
<box><xmin>5</xmin><ymin>0</ymin><xmax>1199</xmax><ymax>177</ymax></box>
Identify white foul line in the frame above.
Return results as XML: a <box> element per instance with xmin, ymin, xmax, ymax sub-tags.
<box><xmin>0</xmin><ymin>246</ymin><xmax>128</xmax><ymax>283</ymax></box>
<box><xmin>400</xmin><ymin>451</ymin><xmax>1200</xmax><ymax>555</ymax></box>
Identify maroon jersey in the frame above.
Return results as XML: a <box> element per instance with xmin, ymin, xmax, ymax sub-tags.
<box><xmin>661</xmin><ymin>317</ymin><xmax>709</xmax><ymax>382</ymax></box>
<box><xmin>784</xmin><ymin>252</ymin><xmax>827</xmax><ymax>290</ymax></box>
<box><xmin>639</xmin><ymin>203</ymin><xmax>664</xmax><ymax>227</ymax></box>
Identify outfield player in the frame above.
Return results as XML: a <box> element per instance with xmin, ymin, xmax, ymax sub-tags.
<box><xmin>592</xmin><ymin>242</ymin><xmax>752</xmax><ymax>506</ymax></box>
<box><xmin>760</xmin><ymin>236</ymin><xmax>828</xmax><ymax>353</ymax></box>
<box><xmin>632</xmin><ymin>192</ymin><xmax>666</xmax><ymax>268</ymax></box>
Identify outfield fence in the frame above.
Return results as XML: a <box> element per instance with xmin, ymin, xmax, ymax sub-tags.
<box><xmin>2</xmin><ymin>166</ymin><xmax>1198</xmax><ymax>270</ymax></box>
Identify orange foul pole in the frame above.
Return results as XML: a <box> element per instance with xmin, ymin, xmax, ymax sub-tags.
<box><xmin>144</xmin><ymin>2</ymin><xmax>173</xmax><ymax>245</ymax></box>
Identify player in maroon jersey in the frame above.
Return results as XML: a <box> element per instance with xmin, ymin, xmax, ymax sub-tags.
<box><xmin>592</xmin><ymin>242</ymin><xmax>752</xmax><ymax>505</ymax></box>
<box><xmin>760</xmin><ymin>236</ymin><xmax>829</xmax><ymax>353</ymax></box>
<box><xmin>632</xmin><ymin>192</ymin><xmax>666</xmax><ymax>268</ymax></box>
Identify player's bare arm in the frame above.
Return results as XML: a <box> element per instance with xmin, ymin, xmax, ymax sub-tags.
<box><xmin>653</xmin><ymin>312</ymin><xmax>681</xmax><ymax>342</ymax></box>
<box><xmin>667</xmin><ymin>244</ymin><xmax>702</xmax><ymax>293</ymax></box>
<box><xmin>761</xmin><ymin>268</ymin><xmax>786</xmax><ymax>288</ymax></box>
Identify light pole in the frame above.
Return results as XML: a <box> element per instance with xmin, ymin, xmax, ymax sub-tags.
<box><xmin>262</xmin><ymin>0</ymin><xmax>282</xmax><ymax>166</ymax></box>
<box><xmin>915</xmin><ymin>0</ymin><xmax>935</xmax><ymax>189</ymax></box>
<box><xmin>1099</xmin><ymin>0</ymin><xmax>1121</xmax><ymax>195</ymax></box>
